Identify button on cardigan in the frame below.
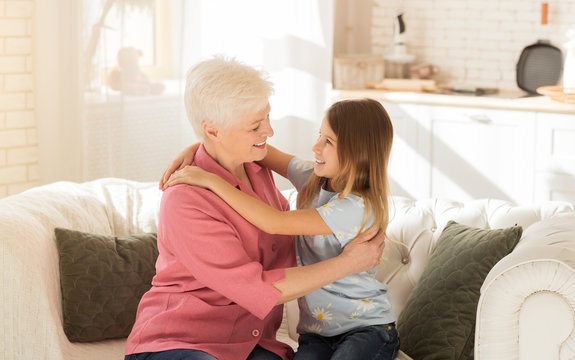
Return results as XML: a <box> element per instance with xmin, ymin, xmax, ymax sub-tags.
<box><xmin>125</xmin><ymin>145</ymin><xmax>296</xmax><ymax>360</ymax></box>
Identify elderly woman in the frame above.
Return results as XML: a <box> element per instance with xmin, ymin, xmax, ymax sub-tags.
<box><xmin>124</xmin><ymin>57</ymin><xmax>384</xmax><ymax>360</ymax></box>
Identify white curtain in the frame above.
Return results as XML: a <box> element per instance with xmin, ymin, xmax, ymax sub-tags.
<box><xmin>36</xmin><ymin>0</ymin><xmax>334</xmax><ymax>188</ymax></box>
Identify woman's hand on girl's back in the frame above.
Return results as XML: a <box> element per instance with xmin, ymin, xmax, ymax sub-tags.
<box><xmin>160</xmin><ymin>143</ymin><xmax>201</xmax><ymax>190</ymax></box>
<box><xmin>340</xmin><ymin>228</ymin><xmax>386</xmax><ymax>274</ymax></box>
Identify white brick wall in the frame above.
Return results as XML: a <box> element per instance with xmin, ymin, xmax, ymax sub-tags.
<box><xmin>372</xmin><ymin>0</ymin><xmax>575</xmax><ymax>90</ymax></box>
<box><xmin>0</xmin><ymin>0</ymin><xmax>37</xmax><ymax>198</ymax></box>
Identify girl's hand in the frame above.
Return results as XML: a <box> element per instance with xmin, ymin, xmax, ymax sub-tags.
<box><xmin>164</xmin><ymin>165</ymin><xmax>214</xmax><ymax>189</ymax></box>
<box><xmin>340</xmin><ymin>227</ymin><xmax>385</xmax><ymax>274</ymax></box>
<box><xmin>159</xmin><ymin>143</ymin><xmax>200</xmax><ymax>190</ymax></box>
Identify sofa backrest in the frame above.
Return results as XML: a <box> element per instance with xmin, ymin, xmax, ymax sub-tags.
<box><xmin>379</xmin><ymin>196</ymin><xmax>575</xmax><ymax>316</ymax></box>
<box><xmin>0</xmin><ymin>178</ymin><xmax>161</xmax><ymax>360</ymax></box>
<box><xmin>3</xmin><ymin>179</ymin><xmax>574</xmax><ymax>359</ymax></box>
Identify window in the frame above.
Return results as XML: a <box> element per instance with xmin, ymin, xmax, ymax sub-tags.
<box><xmin>82</xmin><ymin>0</ymin><xmax>172</xmax><ymax>95</ymax></box>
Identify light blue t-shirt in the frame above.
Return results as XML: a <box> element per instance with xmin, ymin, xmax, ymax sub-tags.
<box><xmin>287</xmin><ymin>157</ymin><xmax>396</xmax><ymax>337</ymax></box>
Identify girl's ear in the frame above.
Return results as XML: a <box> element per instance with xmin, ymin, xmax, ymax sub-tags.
<box><xmin>202</xmin><ymin>122</ymin><xmax>219</xmax><ymax>141</ymax></box>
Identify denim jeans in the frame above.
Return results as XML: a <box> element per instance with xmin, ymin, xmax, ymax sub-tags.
<box><xmin>294</xmin><ymin>323</ymin><xmax>400</xmax><ymax>360</ymax></box>
<box><xmin>125</xmin><ymin>346</ymin><xmax>281</xmax><ymax>360</ymax></box>
<box><xmin>125</xmin><ymin>349</ymin><xmax>217</xmax><ymax>360</ymax></box>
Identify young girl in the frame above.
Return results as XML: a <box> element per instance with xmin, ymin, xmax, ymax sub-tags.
<box><xmin>165</xmin><ymin>98</ymin><xmax>399</xmax><ymax>360</ymax></box>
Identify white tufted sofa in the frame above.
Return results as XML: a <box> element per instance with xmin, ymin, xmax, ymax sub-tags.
<box><xmin>2</xmin><ymin>178</ymin><xmax>575</xmax><ymax>360</ymax></box>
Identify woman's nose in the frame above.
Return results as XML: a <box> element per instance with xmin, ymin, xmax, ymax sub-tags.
<box><xmin>262</xmin><ymin>118</ymin><xmax>274</xmax><ymax>137</ymax></box>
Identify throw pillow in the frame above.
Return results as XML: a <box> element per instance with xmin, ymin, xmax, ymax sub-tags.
<box><xmin>54</xmin><ymin>228</ymin><xmax>158</xmax><ymax>342</ymax></box>
<box><xmin>397</xmin><ymin>220</ymin><xmax>522</xmax><ymax>360</ymax></box>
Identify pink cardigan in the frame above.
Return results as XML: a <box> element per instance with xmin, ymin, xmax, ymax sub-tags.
<box><xmin>125</xmin><ymin>145</ymin><xmax>296</xmax><ymax>360</ymax></box>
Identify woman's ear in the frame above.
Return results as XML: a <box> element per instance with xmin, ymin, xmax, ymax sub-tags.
<box><xmin>202</xmin><ymin>122</ymin><xmax>219</xmax><ymax>140</ymax></box>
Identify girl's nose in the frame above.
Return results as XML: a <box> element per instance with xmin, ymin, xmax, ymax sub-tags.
<box><xmin>312</xmin><ymin>139</ymin><xmax>321</xmax><ymax>154</ymax></box>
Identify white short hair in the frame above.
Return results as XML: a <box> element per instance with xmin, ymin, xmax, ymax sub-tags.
<box><xmin>184</xmin><ymin>56</ymin><xmax>274</xmax><ymax>138</ymax></box>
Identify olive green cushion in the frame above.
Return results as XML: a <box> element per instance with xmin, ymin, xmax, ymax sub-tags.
<box><xmin>54</xmin><ymin>228</ymin><xmax>158</xmax><ymax>342</ymax></box>
<box><xmin>397</xmin><ymin>221</ymin><xmax>522</xmax><ymax>360</ymax></box>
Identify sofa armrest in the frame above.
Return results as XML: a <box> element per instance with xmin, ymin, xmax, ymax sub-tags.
<box><xmin>475</xmin><ymin>246</ymin><xmax>575</xmax><ymax>360</ymax></box>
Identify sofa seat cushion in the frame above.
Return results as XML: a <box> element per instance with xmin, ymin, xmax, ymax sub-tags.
<box><xmin>55</xmin><ymin>228</ymin><xmax>158</xmax><ymax>342</ymax></box>
<box><xmin>397</xmin><ymin>221</ymin><xmax>522</xmax><ymax>360</ymax></box>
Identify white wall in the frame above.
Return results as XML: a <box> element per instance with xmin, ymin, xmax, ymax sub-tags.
<box><xmin>35</xmin><ymin>0</ymin><xmax>84</xmax><ymax>186</ymax></box>
<box><xmin>371</xmin><ymin>0</ymin><xmax>575</xmax><ymax>91</ymax></box>
<box><xmin>333</xmin><ymin>0</ymin><xmax>373</xmax><ymax>55</ymax></box>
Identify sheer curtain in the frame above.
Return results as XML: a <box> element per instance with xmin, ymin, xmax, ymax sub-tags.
<box><xmin>36</xmin><ymin>0</ymin><xmax>334</xmax><ymax>188</ymax></box>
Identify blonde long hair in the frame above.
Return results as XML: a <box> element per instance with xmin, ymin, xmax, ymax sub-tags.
<box><xmin>297</xmin><ymin>98</ymin><xmax>394</xmax><ymax>237</ymax></box>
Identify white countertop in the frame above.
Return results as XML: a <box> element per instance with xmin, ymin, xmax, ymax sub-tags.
<box><xmin>332</xmin><ymin>89</ymin><xmax>575</xmax><ymax>114</ymax></box>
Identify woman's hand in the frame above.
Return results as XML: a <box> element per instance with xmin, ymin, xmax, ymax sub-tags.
<box><xmin>340</xmin><ymin>228</ymin><xmax>386</xmax><ymax>275</ymax></box>
<box><xmin>164</xmin><ymin>165</ymin><xmax>214</xmax><ymax>189</ymax></box>
<box><xmin>159</xmin><ymin>143</ymin><xmax>201</xmax><ymax>190</ymax></box>
<box><xmin>275</xmin><ymin>228</ymin><xmax>386</xmax><ymax>304</ymax></box>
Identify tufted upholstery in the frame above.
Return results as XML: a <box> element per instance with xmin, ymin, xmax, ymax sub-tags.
<box><xmin>379</xmin><ymin>197</ymin><xmax>575</xmax><ymax>316</ymax></box>
<box><xmin>2</xmin><ymin>179</ymin><xmax>575</xmax><ymax>360</ymax></box>
<box><xmin>283</xmin><ymin>192</ymin><xmax>575</xmax><ymax>359</ymax></box>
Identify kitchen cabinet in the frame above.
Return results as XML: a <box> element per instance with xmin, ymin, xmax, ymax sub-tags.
<box><xmin>382</xmin><ymin>102</ymin><xmax>429</xmax><ymax>200</ymax></box>
<box><xmin>333</xmin><ymin>89</ymin><xmax>575</xmax><ymax>204</ymax></box>
<box><xmin>534</xmin><ymin>112</ymin><xmax>575</xmax><ymax>202</ymax></box>
<box><xmin>424</xmin><ymin>105</ymin><xmax>536</xmax><ymax>204</ymax></box>
<box><xmin>382</xmin><ymin>102</ymin><xmax>537</xmax><ymax>204</ymax></box>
